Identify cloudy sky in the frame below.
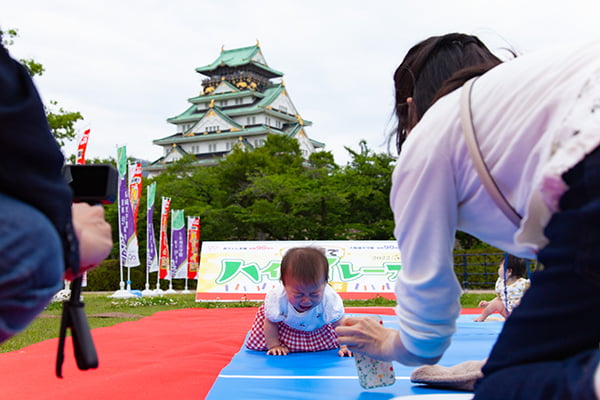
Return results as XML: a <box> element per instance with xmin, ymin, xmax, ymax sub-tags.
<box><xmin>2</xmin><ymin>1</ymin><xmax>599</xmax><ymax>165</ymax></box>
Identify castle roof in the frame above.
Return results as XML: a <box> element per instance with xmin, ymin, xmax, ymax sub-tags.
<box><xmin>195</xmin><ymin>44</ymin><xmax>283</xmax><ymax>78</ymax></box>
<box><xmin>166</xmin><ymin>83</ymin><xmax>312</xmax><ymax>127</ymax></box>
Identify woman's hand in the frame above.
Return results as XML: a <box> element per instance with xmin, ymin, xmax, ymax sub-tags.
<box><xmin>336</xmin><ymin>316</ymin><xmax>397</xmax><ymax>361</ymax></box>
<box><xmin>336</xmin><ymin>316</ymin><xmax>441</xmax><ymax>366</ymax></box>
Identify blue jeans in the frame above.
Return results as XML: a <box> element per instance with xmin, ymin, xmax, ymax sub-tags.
<box><xmin>0</xmin><ymin>193</ymin><xmax>64</xmax><ymax>343</ymax></box>
<box><xmin>475</xmin><ymin>146</ymin><xmax>600</xmax><ymax>399</ymax></box>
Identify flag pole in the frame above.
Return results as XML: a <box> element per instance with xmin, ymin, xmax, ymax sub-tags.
<box><xmin>143</xmin><ymin>182</ymin><xmax>157</xmax><ymax>296</ymax></box>
<box><xmin>181</xmin><ymin>275</ymin><xmax>190</xmax><ymax>294</ymax></box>
<box><xmin>164</xmin><ymin>209</ymin><xmax>177</xmax><ymax>294</ymax></box>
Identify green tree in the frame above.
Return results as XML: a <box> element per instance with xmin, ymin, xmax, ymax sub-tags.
<box><xmin>1</xmin><ymin>28</ymin><xmax>83</xmax><ymax>147</ymax></box>
<box><xmin>146</xmin><ymin>136</ymin><xmax>397</xmax><ymax>243</ymax></box>
<box><xmin>332</xmin><ymin>140</ymin><xmax>396</xmax><ymax>240</ymax></box>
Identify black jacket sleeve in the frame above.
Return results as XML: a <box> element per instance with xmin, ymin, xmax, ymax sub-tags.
<box><xmin>0</xmin><ymin>42</ymin><xmax>79</xmax><ymax>274</ymax></box>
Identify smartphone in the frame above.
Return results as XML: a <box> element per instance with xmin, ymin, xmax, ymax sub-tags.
<box><xmin>354</xmin><ymin>315</ymin><xmax>396</xmax><ymax>389</ymax></box>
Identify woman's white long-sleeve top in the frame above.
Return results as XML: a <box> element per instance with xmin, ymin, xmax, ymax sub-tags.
<box><xmin>390</xmin><ymin>41</ymin><xmax>600</xmax><ymax>359</ymax></box>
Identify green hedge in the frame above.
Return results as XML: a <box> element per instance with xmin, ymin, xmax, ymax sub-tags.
<box><xmin>84</xmin><ymin>259</ymin><xmax>197</xmax><ymax>292</ymax></box>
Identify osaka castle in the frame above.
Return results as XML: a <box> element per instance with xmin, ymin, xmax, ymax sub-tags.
<box><xmin>145</xmin><ymin>42</ymin><xmax>324</xmax><ymax>177</ymax></box>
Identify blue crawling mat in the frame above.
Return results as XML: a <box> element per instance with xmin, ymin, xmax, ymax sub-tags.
<box><xmin>206</xmin><ymin>314</ymin><xmax>503</xmax><ymax>399</ymax></box>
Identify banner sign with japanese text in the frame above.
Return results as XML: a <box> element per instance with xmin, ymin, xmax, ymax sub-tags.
<box><xmin>195</xmin><ymin>241</ymin><xmax>402</xmax><ymax>301</ymax></box>
<box><xmin>187</xmin><ymin>216</ymin><xmax>200</xmax><ymax>280</ymax></box>
<box><xmin>117</xmin><ymin>146</ymin><xmax>140</xmax><ymax>268</ymax></box>
<box><xmin>146</xmin><ymin>182</ymin><xmax>158</xmax><ymax>273</ymax></box>
<box><xmin>171</xmin><ymin>209</ymin><xmax>187</xmax><ymax>279</ymax></box>
<box><xmin>158</xmin><ymin>197</ymin><xmax>171</xmax><ymax>279</ymax></box>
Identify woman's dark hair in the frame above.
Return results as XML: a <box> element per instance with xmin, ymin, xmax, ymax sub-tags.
<box><xmin>505</xmin><ymin>254</ymin><xmax>528</xmax><ymax>279</ymax></box>
<box><xmin>392</xmin><ymin>33</ymin><xmax>503</xmax><ymax>154</ymax></box>
<box><xmin>280</xmin><ymin>247</ymin><xmax>329</xmax><ymax>286</ymax></box>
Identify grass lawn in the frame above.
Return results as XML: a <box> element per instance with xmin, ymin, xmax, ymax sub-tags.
<box><xmin>0</xmin><ymin>291</ymin><xmax>492</xmax><ymax>353</ymax></box>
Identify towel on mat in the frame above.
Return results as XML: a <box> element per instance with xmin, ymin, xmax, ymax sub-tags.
<box><xmin>410</xmin><ymin>359</ymin><xmax>486</xmax><ymax>392</ymax></box>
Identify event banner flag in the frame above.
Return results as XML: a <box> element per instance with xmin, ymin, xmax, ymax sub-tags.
<box><xmin>117</xmin><ymin>146</ymin><xmax>140</xmax><ymax>268</ymax></box>
<box><xmin>146</xmin><ymin>182</ymin><xmax>159</xmax><ymax>273</ymax></box>
<box><xmin>158</xmin><ymin>197</ymin><xmax>171</xmax><ymax>279</ymax></box>
<box><xmin>75</xmin><ymin>128</ymin><xmax>91</xmax><ymax>285</ymax></box>
<box><xmin>128</xmin><ymin>162</ymin><xmax>143</xmax><ymax>233</ymax></box>
<box><xmin>195</xmin><ymin>241</ymin><xmax>401</xmax><ymax>300</ymax></box>
<box><xmin>76</xmin><ymin>128</ymin><xmax>90</xmax><ymax>165</ymax></box>
<box><xmin>171</xmin><ymin>209</ymin><xmax>187</xmax><ymax>279</ymax></box>
<box><xmin>186</xmin><ymin>216</ymin><xmax>200</xmax><ymax>280</ymax></box>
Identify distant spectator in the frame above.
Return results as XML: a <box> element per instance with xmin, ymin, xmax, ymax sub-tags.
<box><xmin>474</xmin><ymin>255</ymin><xmax>530</xmax><ymax>321</ymax></box>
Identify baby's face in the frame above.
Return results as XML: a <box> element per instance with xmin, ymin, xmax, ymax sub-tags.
<box><xmin>497</xmin><ymin>260</ymin><xmax>511</xmax><ymax>279</ymax></box>
<box><xmin>283</xmin><ymin>277</ymin><xmax>326</xmax><ymax>313</ymax></box>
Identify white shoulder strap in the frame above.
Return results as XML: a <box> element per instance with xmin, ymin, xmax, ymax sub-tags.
<box><xmin>460</xmin><ymin>77</ymin><xmax>522</xmax><ymax>227</ymax></box>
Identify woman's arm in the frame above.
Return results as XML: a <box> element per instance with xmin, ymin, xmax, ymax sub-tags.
<box><xmin>388</xmin><ymin>115</ymin><xmax>465</xmax><ymax>360</ymax></box>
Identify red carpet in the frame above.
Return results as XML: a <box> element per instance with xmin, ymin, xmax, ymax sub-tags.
<box><xmin>0</xmin><ymin>307</ymin><xmax>479</xmax><ymax>399</ymax></box>
<box><xmin>0</xmin><ymin>308</ymin><xmax>257</xmax><ymax>399</ymax></box>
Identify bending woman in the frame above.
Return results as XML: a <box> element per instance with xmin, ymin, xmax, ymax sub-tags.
<box><xmin>336</xmin><ymin>33</ymin><xmax>600</xmax><ymax>399</ymax></box>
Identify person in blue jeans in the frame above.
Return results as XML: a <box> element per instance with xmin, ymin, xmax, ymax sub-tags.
<box><xmin>0</xmin><ymin>34</ymin><xmax>112</xmax><ymax>343</ymax></box>
<box><xmin>336</xmin><ymin>33</ymin><xmax>600</xmax><ymax>399</ymax></box>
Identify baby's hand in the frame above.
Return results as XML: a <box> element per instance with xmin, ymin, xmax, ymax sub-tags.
<box><xmin>267</xmin><ymin>344</ymin><xmax>289</xmax><ymax>356</ymax></box>
<box><xmin>338</xmin><ymin>344</ymin><xmax>352</xmax><ymax>357</ymax></box>
<box><xmin>478</xmin><ymin>300</ymin><xmax>489</xmax><ymax>308</ymax></box>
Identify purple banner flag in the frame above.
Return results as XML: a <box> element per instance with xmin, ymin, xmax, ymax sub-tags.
<box><xmin>117</xmin><ymin>146</ymin><xmax>140</xmax><ymax>267</ymax></box>
<box><xmin>171</xmin><ymin>209</ymin><xmax>187</xmax><ymax>279</ymax></box>
<box><xmin>146</xmin><ymin>182</ymin><xmax>158</xmax><ymax>272</ymax></box>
